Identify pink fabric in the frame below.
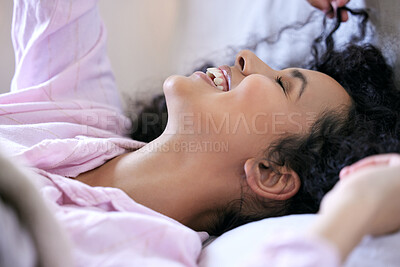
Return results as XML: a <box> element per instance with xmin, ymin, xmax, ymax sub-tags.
<box><xmin>0</xmin><ymin>0</ymin><xmax>340</xmax><ymax>266</ymax></box>
<box><xmin>1</xmin><ymin>0</ymin><xmax>203</xmax><ymax>266</ymax></box>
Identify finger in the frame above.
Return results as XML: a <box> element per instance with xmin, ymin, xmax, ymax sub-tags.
<box><xmin>388</xmin><ymin>154</ymin><xmax>400</xmax><ymax>166</ymax></box>
<box><xmin>331</xmin><ymin>0</ymin><xmax>350</xmax><ymax>22</ymax></box>
<box><xmin>326</xmin><ymin>10</ymin><xmax>335</xmax><ymax>18</ymax></box>
<box><xmin>340</xmin><ymin>9</ymin><xmax>349</xmax><ymax>22</ymax></box>
<box><xmin>339</xmin><ymin>166</ymin><xmax>351</xmax><ymax>179</ymax></box>
<box><xmin>340</xmin><ymin>155</ymin><xmax>388</xmax><ymax>179</ymax></box>
<box><xmin>341</xmin><ymin>154</ymin><xmax>399</xmax><ymax>178</ymax></box>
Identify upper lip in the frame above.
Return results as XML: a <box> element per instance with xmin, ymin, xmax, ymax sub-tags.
<box><xmin>218</xmin><ymin>65</ymin><xmax>232</xmax><ymax>91</ymax></box>
<box><xmin>199</xmin><ymin>72</ymin><xmax>216</xmax><ymax>88</ymax></box>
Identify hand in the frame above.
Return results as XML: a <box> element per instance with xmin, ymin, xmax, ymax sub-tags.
<box><xmin>307</xmin><ymin>0</ymin><xmax>350</xmax><ymax>22</ymax></box>
<box><xmin>337</xmin><ymin>153</ymin><xmax>400</xmax><ymax>236</ymax></box>
<box><xmin>308</xmin><ymin>154</ymin><xmax>400</xmax><ymax>262</ymax></box>
<box><xmin>340</xmin><ymin>153</ymin><xmax>400</xmax><ymax>179</ymax></box>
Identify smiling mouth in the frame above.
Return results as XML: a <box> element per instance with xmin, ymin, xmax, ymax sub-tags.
<box><xmin>206</xmin><ymin>67</ymin><xmax>230</xmax><ymax>91</ymax></box>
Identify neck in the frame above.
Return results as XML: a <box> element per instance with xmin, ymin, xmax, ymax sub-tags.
<box><xmin>77</xmin><ymin>134</ymin><xmax>241</xmax><ymax>231</ymax></box>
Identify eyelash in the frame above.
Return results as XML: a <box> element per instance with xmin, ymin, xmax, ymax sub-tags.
<box><xmin>275</xmin><ymin>76</ymin><xmax>286</xmax><ymax>94</ymax></box>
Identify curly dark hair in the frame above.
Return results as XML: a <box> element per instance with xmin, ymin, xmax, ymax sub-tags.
<box><xmin>130</xmin><ymin>7</ymin><xmax>400</xmax><ymax>236</ymax></box>
<box><xmin>268</xmin><ymin>7</ymin><xmax>400</xmax><ymax>216</ymax></box>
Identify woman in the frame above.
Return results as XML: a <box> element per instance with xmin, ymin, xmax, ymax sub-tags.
<box><xmin>129</xmin><ymin>0</ymin><xmax>400</xmax><ymax>235</ymax></box>
<box><xmin>0</xmin><ymin>0</ymin><xmax>399</xmax><ymax>266</ymax></box>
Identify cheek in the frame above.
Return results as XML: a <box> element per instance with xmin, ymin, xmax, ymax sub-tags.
<box><xmin>234</xmin><ymin>75</ymin><xmax>284</xmax><ymax>113</ymax></box>
<box><xmin>227</xmin><ymin>75</ymin><xmax>302</xmax><ymax>138</ymax></box>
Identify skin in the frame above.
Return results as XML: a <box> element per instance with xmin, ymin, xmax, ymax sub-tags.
<box><xmin>308</xmin><ymin>153</ymin><xmax>400</xmax><ymax>262</ymax></box>
<box><xmin>76</xmin><ymin>50</ymin><xmax>351</xmax><ymax>232</ymax></box>
<box><xmin>307</xmin><ymin>0</ymin><xmax>351</xmax><ymax>22</ymax></box>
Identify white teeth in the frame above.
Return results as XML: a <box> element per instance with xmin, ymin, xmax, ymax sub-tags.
<box><xmin>213</xmin><ymin>77</ymin><xmax>223</xmax><ymax>85</ymax></box>
<box><xmin>206</xmin><ymin>68</ymin><xmax>223</xmax><ymax>78</ymax></box>
<box><xmin>207</xmin><ymin>67</ymin><xmax>219</xmax><ymax>72</ymax></box>
<box><xmin>206</xmin><ymin>68</ymin><xmax>225</xmax><ymax>89</ymax></box>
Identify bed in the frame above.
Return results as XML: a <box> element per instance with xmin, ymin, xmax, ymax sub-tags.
<box><xmin>1</xmin><ymin>0</ymin><xmax>400</xmax><ymax>266</ymax></box>
<box><xmin>82</xmin><ymin>0</ymin><xmax>400</xmax><ymax>266</ymax></box>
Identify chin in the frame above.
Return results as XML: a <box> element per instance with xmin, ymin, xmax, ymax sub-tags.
<box><xmin>163</xmin><ymin>74</ymin><xmax>198</xmax><ymax>114</ymax></box>
<box><xmin>163</xmin><ymin>75</ymin><xmax>192</xmax><ymax>97</ymax></box>
<box><xmin>162</xmin><ymin>75</ymin><xmax>190</xmax><ymax>123</ymax></box>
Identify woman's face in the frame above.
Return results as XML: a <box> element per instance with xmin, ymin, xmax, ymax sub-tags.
<box><xmin>163</xmin><ymin>50</ymin><xmax>351</xmax><ymax>160</ymax></box>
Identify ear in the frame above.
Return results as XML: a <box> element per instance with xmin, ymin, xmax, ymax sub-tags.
<box><xmin>244</xmin><ymin>158</ymin><xmax>300</xmax><ymax>201</ymax></box>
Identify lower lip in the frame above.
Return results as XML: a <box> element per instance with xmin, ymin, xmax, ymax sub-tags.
<box><xmin>194</xmin><ymin>71</ymin><xmax>216</xmax><ymax>88</ymax></box>
<box><xmin>219</xmin><ymin>65</ymin><xmax>232</xmax><ymax>91</ymax></box>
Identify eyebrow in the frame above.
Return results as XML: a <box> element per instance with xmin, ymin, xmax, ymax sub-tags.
<box><xmin>290</xmin><ymin>70</ymin><xmax>308</xmax><ymax>100</ymax></box>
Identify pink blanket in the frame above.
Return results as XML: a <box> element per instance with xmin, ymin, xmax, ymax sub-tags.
<box><xmin>0</xmin><ymin>0</ymin><xmax>340</xmax><ymax>266</ymax></box>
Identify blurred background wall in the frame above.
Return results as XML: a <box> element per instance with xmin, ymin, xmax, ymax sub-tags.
<box><xmin>0</xmin><ymin>1</ymin><xmax>14</xmax><ymax>94</ymax></box>
<box><xmin>0</xmin><ymin>0</ymin><xmax>182</xmax><ymax>96</ymax></box>
<box><xmin>0</xmin><ymin>0</ymin><xmax>318</xmax><ymax>99</ymax></box>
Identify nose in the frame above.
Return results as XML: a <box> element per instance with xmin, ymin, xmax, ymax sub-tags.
<box><xmin>234</xmin><ymin>50</ymin><xmax>275</xmax><ymax>77</ymax></box>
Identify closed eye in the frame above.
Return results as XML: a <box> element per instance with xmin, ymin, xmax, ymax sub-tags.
<box><xmin>275</xmin><ymin>76</ymin><xmax>287</xmax><ymax>95</ymax></box>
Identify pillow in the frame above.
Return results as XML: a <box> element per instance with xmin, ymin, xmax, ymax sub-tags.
<box><xmin>199</xmin><ymin>214</ymin><xmax>400</xmax><ymax>267</ymax></box>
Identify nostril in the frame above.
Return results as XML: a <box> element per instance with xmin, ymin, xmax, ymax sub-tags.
<box><xmin>239</xmin><ymin>57</ymin><xmax>245</xmax><ymax>71</ymax></box>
